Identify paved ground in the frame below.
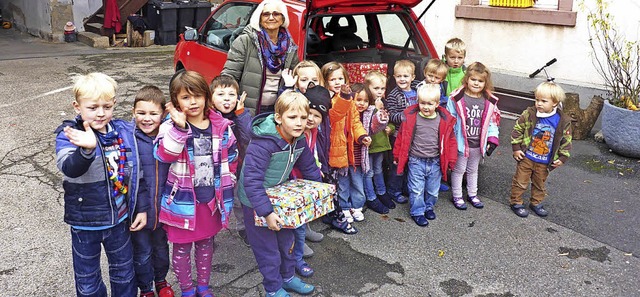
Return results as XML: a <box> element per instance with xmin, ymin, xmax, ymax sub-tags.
<box><xmin>0</xmin><ymin>28</ymin><xmax>639</xmax><ymax>297</ymax></box>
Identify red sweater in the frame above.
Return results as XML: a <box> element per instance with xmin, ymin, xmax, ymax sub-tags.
<box><xmin>393</xmin><ymin>105</ymin><xmax>458</xmax><ymax>180</ymax></box>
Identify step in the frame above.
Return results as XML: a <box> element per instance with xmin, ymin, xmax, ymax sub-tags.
<box><xmin>77</xmin><ymin>31</ymin><xmax>110</xmax><ymax>48</ymax></box>
<box><xmin>85</xmin><ymin>22</ymin><xmax>103</xmax><ymax>34</ymax></box>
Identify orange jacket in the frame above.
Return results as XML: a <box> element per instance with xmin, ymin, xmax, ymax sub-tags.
<box><xmin>328</xmin><ymin>92</ymin><xmax>368</xmax><ymax>169</ymax></box>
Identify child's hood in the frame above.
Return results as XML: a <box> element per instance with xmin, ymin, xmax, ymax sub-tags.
<box><xmin>251</xmin><ymin>113</ymin><xmax>280</xmax><ymax>139</ymax></box>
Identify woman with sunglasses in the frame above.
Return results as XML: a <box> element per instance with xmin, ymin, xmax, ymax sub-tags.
<box><xmin>222</xmin><ymin>0</ymin><xmax>299</xmax><ymax>116</ymax></box>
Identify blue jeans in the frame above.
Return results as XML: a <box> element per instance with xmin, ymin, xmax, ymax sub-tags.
<box><xmin>131</xmin><ymin>225</ymin><xmax>171</xmax><ymax>292</ymax></box>
<box><xmin>364</xmin><ymin>152</ymin><xmax>387</xmax><ymax>201</ymax></box>
<box><xmin>71</xmin><ymin>221</ymin><xmax>136</xmax><ymax>297</ymax></box>
<box><xmin>293</xmin><ymin>224</ymin><xmax>306</xmax><ymax>265</ymax></box>
<box><xmin>407</xmin><ymin>156</ymin><xmax>442</xmax><ymax>216</ymax></box>
<box><xmin>337</xmin><ymin>166</ymin><xmax>366</xmax><ymax>210</ymax></box>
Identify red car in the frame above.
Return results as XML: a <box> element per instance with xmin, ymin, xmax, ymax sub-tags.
<box><xmin>173</xmin><ymin>0</ymin><xmax>438</xmax><ymax>85</ymax></box>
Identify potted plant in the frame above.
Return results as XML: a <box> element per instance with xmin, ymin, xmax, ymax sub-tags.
<box><xmin>584</xmin><ymin>0</ymin><xmax>640</xmax><ymax>158</ymax></box>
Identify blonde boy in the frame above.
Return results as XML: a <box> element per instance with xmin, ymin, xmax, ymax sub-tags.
<box><xmin>443</xmin><ymin>38</ymin><xmax>467</xmax><ymax>95</ymax></box>
<box><xmin>509</xmin><ymin>82</ymin><xmax>572</xmax><ymax>218</ymax></box>
<box><xmin>385</xmin><ymin>59</ymin><xmax>422</xmax><ymax>205</ymax></box>
<box><xmin>55</xmin><ymin>72</ymin><xmax>148</xmax><ymax>296</ymax></box>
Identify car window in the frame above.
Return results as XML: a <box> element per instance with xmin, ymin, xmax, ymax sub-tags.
<box><xmin>202</xmin><ymin>3</ymin><xmax>255</xmax><ymax>50</ymax></box>
<box><xmin>377</xmin><ymin>13</ymin><xmax>414</xmax><ymax>50</ymax></box>
<box><xmin>321</xmin><ymin>15</ymin><xmax>369</xmax><ymax>44</ymax></box>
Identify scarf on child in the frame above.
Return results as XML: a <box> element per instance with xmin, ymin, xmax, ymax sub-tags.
<box><xmin>257</xmin><ymin>27</ymin><xmax>290</xmax><ymax>74</ymax></box>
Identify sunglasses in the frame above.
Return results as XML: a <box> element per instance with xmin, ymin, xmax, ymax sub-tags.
<box><xmin>261</xmin><ymin>11</ymin><xmax>283</xmax><ymax>18</ymax></box>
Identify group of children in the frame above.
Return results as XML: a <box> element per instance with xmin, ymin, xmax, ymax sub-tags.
<box><xmin>55</xmin><ymin>37</ymin><xmax>572</xmax><ymax>297</ymax></box>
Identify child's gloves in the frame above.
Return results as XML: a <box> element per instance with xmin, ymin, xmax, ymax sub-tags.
<box><xmin>486</xmin><ymin>143</ymin><xmax>497</xmax><ymax>156</ymax></box>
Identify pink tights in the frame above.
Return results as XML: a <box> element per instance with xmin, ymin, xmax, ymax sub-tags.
<box><xmin>172</xmin><ymin>237</ymin><xmax>215</xmax><ymax>292</ymax></box>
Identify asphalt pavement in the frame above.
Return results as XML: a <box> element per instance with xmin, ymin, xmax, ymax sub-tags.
<box><xmin>0</xmin><ymin>28</ymin><xmax>638</xmax><ymax>297</ymax></box>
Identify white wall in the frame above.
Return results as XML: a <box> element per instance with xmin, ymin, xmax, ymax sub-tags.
<box><xmin>71</xmin><ymin>0</ymin><xmax>102</xmax><ymax>32</ymax></box>
<box><xmin>415</xmin><ymin>0</ymin><xmax>640</xmax><ymax>92</ymax></box>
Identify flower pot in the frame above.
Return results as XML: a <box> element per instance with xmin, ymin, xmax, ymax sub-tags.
<box><xmin>601</xmin><ymin>100</ymin><xmax>640</xmax><ymax>158</ymax></box>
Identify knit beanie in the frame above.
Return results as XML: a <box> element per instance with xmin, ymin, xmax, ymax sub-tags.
<box><xmin>304</xmin><ymin>84</ymin><xmax>331</xmax><ymax>118</ymax></box>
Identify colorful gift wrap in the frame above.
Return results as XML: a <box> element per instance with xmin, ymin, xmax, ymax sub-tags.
<box><xmin>254</xmin><ymin>179</ymin><xmax>336</xmax><ymax>228</ymax></box>
<box><xmin>342</xmin><ymin>62</ymin><xmax>388</xmax><ymax>84</ymax></box>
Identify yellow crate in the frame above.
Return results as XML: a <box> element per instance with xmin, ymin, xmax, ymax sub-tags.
<box><xmin>489</xmin><ymin>0</ymin><xmax>535</xmax><ymax>8</ymax></box>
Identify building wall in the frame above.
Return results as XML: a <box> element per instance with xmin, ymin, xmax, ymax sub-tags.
<box><xmin>72</xmin><ymin>0</ymin><xmax>102</xmax><ymax>32</ymax></box>
<box><xmin>415</xmin><ymin>0</ymin><xmax>640</xmax><ymax>108</ymax></box>
<box><xmin>1</xmin><ymin>0</ymin><xmax>142</xmax><ymax>39</ymax></box>
<box><xmin>1</xmin><ymin>0</ymin><xmax>74</xmax><ymax>41</ymax></box>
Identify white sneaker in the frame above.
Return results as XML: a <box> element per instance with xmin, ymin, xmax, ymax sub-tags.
<box><xmin>342</xmin><ymin>210</ymin><xmax>354</xmax><ymax>223</ymax></box>
<box><xmin>351</xmin><ymin>208</ymin><xmax>365</xmax><ymax>222</ymax></box>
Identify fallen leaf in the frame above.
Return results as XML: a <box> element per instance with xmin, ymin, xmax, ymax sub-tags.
<box><xmin>558</xmin><ymin>252</ymin><xmax>569</xmax><ymax>256</ymax></box>
<box><xmin>438</xmin><ymin>250</ymin><xmax>445</xmax><ymax>257</ymax></box>
<box><xmin>615</xmin><ymin>209</ymin><xmax>625</xmax><ymax>213</ymax></box>
<box><xmin>394</xmin><ymin>218</ymin><xmax>406</xmax><ymax>223</ymax></box>
<box><xmin>381</xmin><ymin>215</ymin><xmax>389</xmax><ymax>221</ymax></box>
<box><xmin>608</xmin><ymin>160</ymin><xmax>615</xmax><ymax>164</ymax></box>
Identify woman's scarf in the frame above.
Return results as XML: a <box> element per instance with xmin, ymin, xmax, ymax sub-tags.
<box><xmin>257</xmin><ymin>27</ymin><xmax>290</xmax><ymax>73</ymax></box>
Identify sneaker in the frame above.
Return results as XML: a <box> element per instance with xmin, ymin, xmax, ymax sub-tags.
<box><xmin>378</xmin><ymin>193</ymin><xmax>396</xmax><ymax>209</ymax></box>
<box><xmin>411</xmin><ymin>215</ymin><xmax>429</xmax><ymax>226</ymax></box>
<box><xmin>351</xmin><ymin>208</ymin><xmax>365</xmax><ymax>222</ymax></box>
<box><xmin>439</xmin><ymin>183</ymin><xmax>450</xmax><ymax>192</ymax></box>
<box><xmin>302</xmin><ymin>242</ymin><xmax>314</xmax><ymax>258</ymax></box>
<box><xmin>452</xmin><ymin>197</ymin><xmax>467</xmax><ymax>210</ymax></box>
<box><xmin>467</xmin><ymin>196</ymin><xmax>484</xmax><ymax>209</ymax></box>
<box><xmin>342</xmin><ymin>210</ymin><xmax>354</xmax><ymax>223</ymax></box>
<box><xmin>140</xmin><ymin>291</ymin><xmax>155</xmax><ymax>297</ymax></box>
<box><xmin>392</xmin><ymin>195</ymin><xmax>409</xmax><ymax>204</ymax></box>
<box><xmin>510</xmin><ymin>204</ymin><xmax>529</xmax><ymax>217</ymax></box>
<box><xmin>295</xmin><ymin>261</ymin><xmax>314</xmax><ymax>278</ymax></box>
<box><xmin>282</xmin><ymin>276</ymin><xmax>315</xmax><ymax>295</ymax></box>
<box><xmin>196</xmin><ymin>285</ymin><xmax>214</xmax><ymax>297</ymax></box>
<box><xmin>425</xmin><ymin>209</ymin><xmax>436</xmax><ymax>220</ymax></box>
<box><xmin>155</xmin><ymin>281</ymin><xmax>175</xmax><ymax>297</ymax></box>
<box><xmin>529</xmin><ymin>203</ymin><xmax>549</xmax><ymax>217</ymax></box>
<box><xmin>329</xmin><ymin>218</ymin><xmax>358</xmax><ymax>235</ymax></box>
<box><xmin>366</xmin><ymin>198</ymin><xmax>389</xmax><ymax>214</ymax></box>
<box><xmin>305</xmin><ymin>225</ymin><xmax>324</xmax><ymax>242</ymax></box>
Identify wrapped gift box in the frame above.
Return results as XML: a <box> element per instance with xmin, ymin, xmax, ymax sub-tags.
<box><xmin>342</xmin><ymin>62</ymin><xmax>388</xmax><ymax>84</ymax></box>
<box><xmin>254</xmin><ymin>179</ymin><xmax>336</xmax><ymax>228</ymax></box>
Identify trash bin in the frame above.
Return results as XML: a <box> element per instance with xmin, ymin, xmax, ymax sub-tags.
<box><xmin>155</xmin><ymin>29</ymin><xmax>177</xmax><ymax>45</ymax></box>
<box><xmin>193</xmin><ymin>1</ymin><xmax>212</xmax><ymax>29</ymax></box>
<box><xmin>147</xmin><ymin>0</ymin><xmax>179</xmax><ymax>45</ymax></box>
<box><xmin>176</xmin><ymin>0</ymin><xmax>196</xmax><ymax>35</ymax></box>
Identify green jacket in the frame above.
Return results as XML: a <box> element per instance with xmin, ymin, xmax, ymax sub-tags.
<box><xmin>369</xmin><ymin>123</ymin><xmax>394</xmax><ymax>153</ymax></box>
<box><xmin>445</xmin><ymin>66</ymin><xmax>465</xmax><ymax>96</ymax></box>
<box><xmin>511</xmin><ymin>106</ymin><xmax>572</xmax><ymax>169</ymax></box>
<box><xmin>222</xmin><ymin>26</ymin><xmax>299</xmax><ymax>115</ymax></box>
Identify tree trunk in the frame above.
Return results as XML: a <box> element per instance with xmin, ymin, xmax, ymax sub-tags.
<box><xmin>563</xmin><ymin>93</ymin><xmax>604</xmax><ymax>140</ymax></box>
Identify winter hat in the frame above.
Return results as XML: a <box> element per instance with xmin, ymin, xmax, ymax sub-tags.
<box><xmin>304</xmin><ymin>83</ymin><xmax>331</xmax><ymax>118</ymax></box>
<box><xmin>64</xmin><ymin>22</ymin><xmax>76</xmax><ymax>32</ymax></box>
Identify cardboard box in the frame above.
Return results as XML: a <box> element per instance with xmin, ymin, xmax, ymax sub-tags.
<box><xmin>254</xmin><ymin>179</ymin><xmax>336</xmax><ymax>229</ymax></box>
<box><xmin>342</xmin><ymin>62</ymin><xmax>388</xmax><ymax>84</ymax></box>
